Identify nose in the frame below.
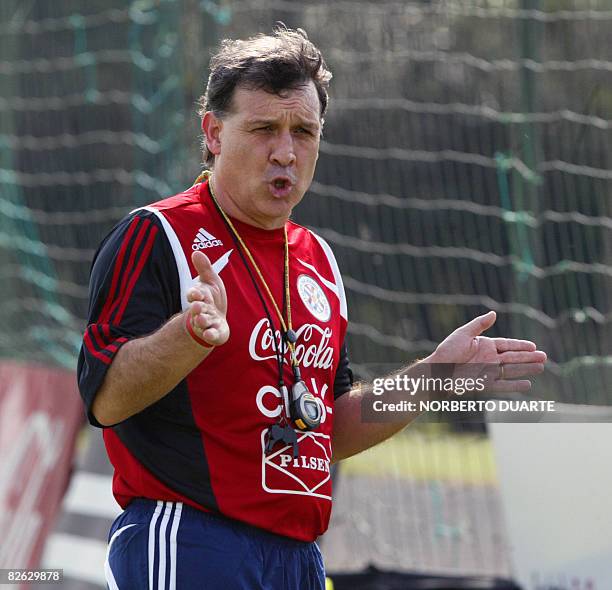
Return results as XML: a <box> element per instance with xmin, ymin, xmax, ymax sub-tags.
<box><xmin>270</xmin><ymin>130</ymin><xmax>296</xmax><ymax>167</ymax></box>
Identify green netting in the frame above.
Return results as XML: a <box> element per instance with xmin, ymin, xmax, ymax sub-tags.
<box><xmin>2</xmin><ymin>0</ymin><xmax>611</xmax><ymax>579</ymax></box>
<box><xmin>0</xmin><ymin>0</ymin><xmax>193</xmax><ymax>366</ymax></box>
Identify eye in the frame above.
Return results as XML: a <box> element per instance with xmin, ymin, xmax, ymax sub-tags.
<box><xmin>294</xmin><ymin>127</ymin><xmax>312</xmax><ymax>135</ymax></box>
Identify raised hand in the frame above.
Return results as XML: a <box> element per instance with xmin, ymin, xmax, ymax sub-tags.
<box><xmin>185</xmin><ymin>250</ymin><xmax>230</xmax><ymax>347</ymax></box>
<box><xmin>431</xmin><ymin>311</ymin><xmax>547</xmax><ymax>392</ymax></box>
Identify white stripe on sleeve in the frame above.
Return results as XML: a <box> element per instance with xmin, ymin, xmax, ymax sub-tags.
<box><xmin>309</xmin><ymin>232</ymin><xmax>348</xmax><ymax>320</ymax></box>
<box><xmin>140</xmin><ymin>207</ymin><xmax>192</xmax><ymax>311</ymax></box>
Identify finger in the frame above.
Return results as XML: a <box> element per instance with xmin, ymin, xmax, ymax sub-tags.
<box><xmin>193</xmin><ymin>315</ymin><xmax>213</xmax><ymax>331</ymax></box>
<box><xmin>488</xmin><ymin>379</ymin><xmax>532</xmax><ymax>393</ymax></box>
<box><xmin>499</xmin><ymin>362</ymin><xmax>545</xmax><ymax>379</ymax></box>
<box><xmin>192</xmin><ymin>250</ymin><xmax>219</xmax><ymax>285</ymax></box>
<box><xmin>189</xmin><ymin>298</ymin><xmax>217</xmax><ymax>315</ymax></box>
<box><xmin>187</xmin><ymin>287</ymin><xmax>213</xmax><ymax>304</ymax></box>
<box><xmin>499</xmin><ymin>350</ymin><xmax>547</xmax><ymax>364</ymax></box>
<box><xmin>202</xmin><ymin>325</ymin><xmax>225</xmax><ymax>342</ymax></box>
<box><xmin>456</xmin><ymin>311</ymin><xmax>496</xmax><ymax>337</ymax></box>
<box><xmin>190</xmin><ymin>300</ymin><xmax>216</xmax><ymax>314</ymax></box>
<box><xmin>199</xmin><ymin>302</ymin><xmax>218</xmax><ymax>316</ymax></box>
<box><xmin>187</xmin><ymin>286</ymin><xmax>214</xmax><ymax>306</ymax></box>
<box><xmin>494</xmin><ymin>338</ymin><xmax>536</xmax><ymax>353</ymax></box>
<box><xmin>189</xmin><ymin>300</ymin><xmax>205</xmax><ymax>317</ymax></box>
<box><xmin>192</xmin><ymin>310</ymin><xmax>221</xmax><ymax>331</ymax></box>
<box><xmin>186</xmin><ymin>287</ymin><xmax>204</xmax><ymax>302</ymax></box>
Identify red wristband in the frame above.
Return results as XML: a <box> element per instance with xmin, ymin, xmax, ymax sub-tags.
<box><xmin>185</xmin><ymin>313</ymin><xmax>213</xmax><ymax>348</ymax></box>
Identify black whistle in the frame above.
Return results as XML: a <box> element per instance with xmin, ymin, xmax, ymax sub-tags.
<box><xmin>265</xmin><ymin>423</ymin><xmax>299</xmax><ymax>458</ymax></box>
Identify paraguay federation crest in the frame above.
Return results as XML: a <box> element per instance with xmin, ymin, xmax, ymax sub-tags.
<box><xmin>297</xmin><ymin>274</ymin><xmax>331</xmax><ymax>322</ymax></box>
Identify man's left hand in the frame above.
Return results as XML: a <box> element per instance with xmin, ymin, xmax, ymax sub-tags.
<box><xmin>430</xmin><ymin>311</ymin><xmax>547</xmax><ymax>392</ymax></box>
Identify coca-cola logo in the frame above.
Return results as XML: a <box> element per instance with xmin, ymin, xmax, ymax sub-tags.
<box><xmin>248</xmin><ymin>318</ymin><xmax>334</xmax><ymax>370</ymax></box>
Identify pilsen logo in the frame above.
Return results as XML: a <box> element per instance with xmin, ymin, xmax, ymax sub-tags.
<box><xmin>248</xmin><ymin>318</ymin><xmax>334</xmax><ymax>370</ymax></box>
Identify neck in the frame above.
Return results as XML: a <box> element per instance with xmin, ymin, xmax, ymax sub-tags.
<box><xmin>208</xmin><ymin>174</ymin><xmax>286</xmax><ymax>231</ymax></box>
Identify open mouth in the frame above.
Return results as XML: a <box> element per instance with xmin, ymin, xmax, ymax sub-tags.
<box><xmin>268</xmin><ymin>176</ymin><xmax>294</xmax><ymax>197</ymax></box>
<box><xmin>272</xmin><ymin>177</ymin><xmax>290</xmax><ymax>190</ymax></box>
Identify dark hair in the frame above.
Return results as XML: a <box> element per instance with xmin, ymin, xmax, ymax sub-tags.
<box><xmin>197</xmin><ymin>25</ymin><xmax>332</xmax><ymax>166</ymax></box>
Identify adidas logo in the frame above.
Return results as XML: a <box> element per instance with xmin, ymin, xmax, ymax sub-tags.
<box><xmin>192</xmin><ymin>227</ymin><xmax>223</xmax><ymax>250</ymax></box>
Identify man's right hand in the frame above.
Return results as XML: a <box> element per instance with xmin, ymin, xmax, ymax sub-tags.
<box><xmin>185</xmin><ymin>250</ymin><xmax>230</xmax><ymax>348</ymax></box>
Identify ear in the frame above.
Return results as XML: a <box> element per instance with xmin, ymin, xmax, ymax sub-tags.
<box><xmin>201</xmin><ymin>111</ymin><xmax>223</xmax><ymax>157</ymax></box>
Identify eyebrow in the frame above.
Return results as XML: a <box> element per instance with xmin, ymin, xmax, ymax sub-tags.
<box><xmin>247</xmin><ymin>118</ymin><xmax>319</xmax><ymax>130</ymax></box>
<box><xmin>246</xmin><ymin>119</ymin><xmax>274</xmax><ymax>126</ymax></box>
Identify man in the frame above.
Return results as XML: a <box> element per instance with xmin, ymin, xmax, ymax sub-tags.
<box><xmin>78</xmin><ymin>26</ymin><xmax>546</xmax><ymax>589</ymax></box>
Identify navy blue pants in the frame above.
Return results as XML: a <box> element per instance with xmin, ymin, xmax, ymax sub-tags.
<box><xmin>105</xmin><ymin>499</ymin><xmax>326</xmax><ymax>590</ymax></box>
